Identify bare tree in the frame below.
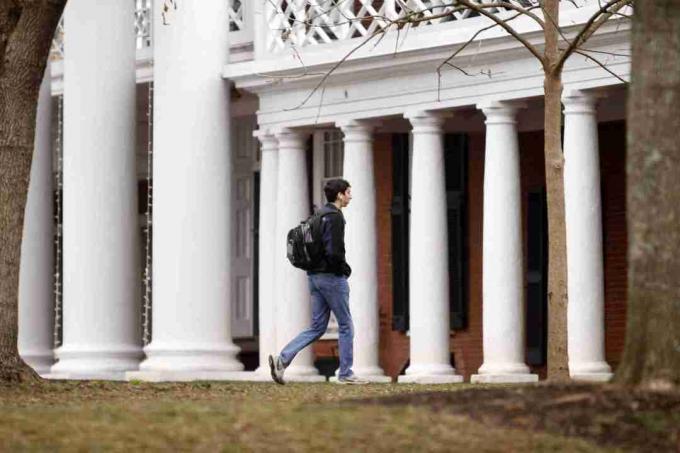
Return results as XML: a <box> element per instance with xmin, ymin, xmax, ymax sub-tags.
<box><xmin>279</xmin><ymin>0</ymin><xmax>632</xmax><ymax>380</ymax></box>
<box><xmin>0</xmin><ymin>0</ymin><xmax>66</xmax><ymax>382</ymax></box>
<box><xmin>614</xmin><ymin>0</ymin><xmax>680</xmax><ymax>390</ymax></box>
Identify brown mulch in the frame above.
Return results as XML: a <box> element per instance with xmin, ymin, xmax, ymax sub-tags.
<box><xmin>361</xmin><ymin>383</ymin><xmax>680</xmax><ymax>452</ymax></box>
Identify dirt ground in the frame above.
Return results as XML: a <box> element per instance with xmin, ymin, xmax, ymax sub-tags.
<box><xmin>1</xmin><ymin>380</ymin><xmax>678</xmax><ymax>452</ymax></box>
<box><xmin>368</xmin><ymin>383</ymin><xmax>680</xmax><ymax>452</ymax></box>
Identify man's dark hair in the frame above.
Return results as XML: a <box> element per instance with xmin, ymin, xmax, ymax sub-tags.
<box><xmin>324</xmin><ymin>178</ymin><xmax>351</xmax><ymax>203</ymax></box>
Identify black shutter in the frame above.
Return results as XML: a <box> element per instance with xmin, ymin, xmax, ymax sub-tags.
<box><xmin>391</xmin><ymin>133</ymin><xmax>410</xmax><ymax>332</ymax></box>
<box><xmin>253</xmin><ymin>171</ymin><xmax>260</xmax><ymax>337</ymax></box>
<box><xmin>526</xmin><ymin>189</ymin><xmax>548</xmax><ymax>366</ymax></box>
<box><xmin>444</xmin><ymin>134</ymin><xmax>468</xmax><ymax>330</ymax></box>
<box><xmin>306</xmin><ymin>136</ymin><xmax>314</xmax><ymax>211</ymax></box>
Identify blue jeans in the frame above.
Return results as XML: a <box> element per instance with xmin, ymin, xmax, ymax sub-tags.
<box><xmin>279</xmin><ymin>273</ymin><xmax>354</xmax><ymax>378</ymax></box>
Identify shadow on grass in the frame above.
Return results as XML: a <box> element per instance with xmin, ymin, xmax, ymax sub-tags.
<box><xmin>352</xmin><ymin>383</ymin><xmax>680</xmax><ymax>452</ymax></box>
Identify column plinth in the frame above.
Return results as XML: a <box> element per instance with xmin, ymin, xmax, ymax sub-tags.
<box><xmin>471</xmin><ymin>101</ymin><xmax>537</xmax><ymax>384</ymax></box>
<box><xmin>273</xmin><ymin>128</ymin><xmax>324</xmax><ymax>382</ymax></box>
<box><xmin>397</xmin><ymin>111</ymin><xmax>463</xmax><ymax>385</ymax></box>
<box><xmin>338</xmin><ymin>120</ymin><xmax>390</xmax><ymax>383</ymax></box>
<box><xmin>51</xmin><ymin>0</ymin><xmax>142</xmax><ymax>379</ymax></box>
<box><xmin>131</xmin><ymin>0</ymin><xmax>244</xmax><ymax>381</ymax></box>
<box><xmin>563</xmin><ymin>90</ymin><xmax>612</xmax><ymax>382</ymax></box>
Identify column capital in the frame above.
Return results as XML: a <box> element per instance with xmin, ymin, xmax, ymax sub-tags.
<box><xmin>477</xmin><ymin>100</ymin><xmax>526</xmax><ymax>125</ymax></box>
<box><xmin>404</xmin><ymin>110</ymin><xmax>450</xmax><ymax>132</ymax></box>
<box><xmin>337</xmin><ymin>119</ymin><xmax>376</xmax><ymax>143</ymax></box>
<box><xmin>273</xmin><ymin>127</ymin><xmax>308</xmax><ymax>148</ymax></box>
<box><xmin>253</xmin><ymin>129</ymin><xmax>278</xmax><ymax>151</ymax></box>
<box><xmin>562</xmin><ymin>90</ymin><xmax>599</xmax><ymax>115</ymax></box>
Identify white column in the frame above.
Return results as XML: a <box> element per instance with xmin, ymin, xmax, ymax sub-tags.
<box><xmin>338</xmin><ymin>120</ymin><xmax>390</xmax><ymax>383</ymax></box>
<box><xmin>133</xmin><ymin>0</ymin><xmax>244</xmax><ymax>380</ymax></box>
<box><xmin>471</xmin><ymin>101</ymin><xmax>537</xmax><ymax>384</ymax></box>
<box><xmin>18</xmin><ymin>66</ymin><xmax>54</xmax><ymax>376</ymax></box>
<box><xmin>563</xmin><ymin>90</ymin><xmax>612</xmax><ymax>382</ymax></box>
<box><xmin>52</xmin><ymin>0</ymin><xmax>142</xmax><ymax>379</ymax></box>
<box><xmin>273</xmin><ymin>128</ymin><xmax>324</xmax><ymax>382</ymax></box>
<box><xmin>398</xmin><ymin>111</ymin><xmax>463</xmax><ymax>384</ymax></box>
<box><xmin>254</xmin><ymin>130</ymin><xmax>279</xmax><ymax>377</ymax></box>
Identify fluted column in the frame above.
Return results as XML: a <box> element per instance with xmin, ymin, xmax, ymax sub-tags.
<box><xmin>133</xmin><ymin>0</ymin><xmax>244</xmax><ymax>379</ymax></box>
<box><xmin>563</xmin><ymin>90</ymin><xmax>612</xmax><ymax>382</ymax></box>
<box><xmin>273</xmin><ymin>128</ymin><xmax>324</xmax><ymax>382</ymax></box>
<box><xmin>254</xmin><ymin>130</ymin><xmax>279</xmax><ymax>377</ymax></box>
<box><xmin>52</xmin><ymin>0</ymin><xmax>142</xmax><ymax>379</ymax></box>
<box><xmin>398</xmin><ymin>111</ymin><xmax>463</xmax><ymax>384</ymax></box>
<box><xmin>338</xmin><ymin>120</ymin><xmax>390</xmax><ymax>383</ymax></box>
<box><xmin>18</xmin><ymin>66</ymin><xmax>54</xmax><ymax>376</ymax></box>
<box><xmin>471</xmin><ymin>101</ymin><xmax>537</xmax><ymax>384</ymax></box>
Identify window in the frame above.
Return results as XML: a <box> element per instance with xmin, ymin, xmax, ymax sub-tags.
<box><xmin>312</xmin><ymin>129</ymin><xmax>345</xmax><ymax>339</ymax></box>
<box><xmin>313</xmin><ymin>129</ymin><xmax>344</xmax><ymax>210</ymax></box>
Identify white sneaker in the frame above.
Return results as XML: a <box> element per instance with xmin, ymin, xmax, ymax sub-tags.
<box><xmin>337</xmin><ymin>374</ymin><xmax>368</xmax><ymax>385</ymax></box>
<box><xmin>268</xmin><ymin>355</ymin><xmax>285</xmax><ymax>385</ymax></box>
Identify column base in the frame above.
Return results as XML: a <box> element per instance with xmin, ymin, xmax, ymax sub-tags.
<box><xmin>42</xmin><ymin>371</ymin><xmax>130</xmax><ymax>381</ymax></box>
<box><xmin>570</xmin><ymin>372</ymin><xmax>613</xmax><ymax>382</ymax></box>
<box><xmin>126</xmin><ymin>370</ymin><xmax>272</xmax><ymax>383</ymax></box>
<box><xmin>472</xmin><ymin>362</ymin><xmax>538</xmax><ymax>383</ymax></box>
<box><xmin>51</xmin><ymin>344</ymin><xmax>142</xmax><ymax>378</ymax></box>
<box><xmin>282</xmin><ymin>374</ymin><xmax>327</xmax><ymax>383</ymax></box>
<box><xmin>569</xmin><ymin>362</ymin><xmax>613</xmax><ymax>382</ymax></box>
<box><xmin>397</xmin><ymin>374</ymin><xmax>464</xmax><ymax>384</ymax></box>
<box><xmin>284</xmin><ymin>363</ymin><xmax>324</xmax><ymax>380</ymax></box>
<box><xmin>139</xmin><ymin>342</ymin><xmax>244</xmax><ymax>373</ymax></box>
<box><xmin>254</xmin><ymin>365</ymin><xmax>271</xmax><ymax>377</ymax></box>
<box><xmin>329</xmin><ymin>375</ymin><xmax>393</xmax><ymax>383</ymax></box>
<box><xmin>256</xmin><ymin>362</ymin><xmax>326</xmax><ymax>383</ymax></box>
<box><xmin>19</xmin><ymin>350</ymin><xmax>54</xmax><ymax>376</ymax></box>
<box><xmin>342</xmin><ymin>365</ymin><xmax>392</xmax><ymax>383</ymax></box>
<box><xmin>470</xmin><ymin>373</ymin><xmax>538</xmax><ymax>384</ymax></box>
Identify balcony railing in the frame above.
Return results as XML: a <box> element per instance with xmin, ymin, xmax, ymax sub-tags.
<box><xmin>49</xmin><ymin>0</ymin><xmax>541</xmax><ymax>61</ymax></box>
<box><xmin>264</xmin><ymin>0</ymin><xmax>538</xmax><ymax>53</ymax></box>
<box><xmin>135</xmin><ymin>0</ymin><xmax>153</xmax><ymax>50</ymax></box>
<box><xmin>51</xmin><ymin>0</ymin><xmax>154</xmax><ymax>60</ymax></box>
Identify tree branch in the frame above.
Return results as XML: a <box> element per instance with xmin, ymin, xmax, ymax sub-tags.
<box><xmin>574</xmin><ymin>48</ymin><xmax>627</xmax><ymax>83</ymax></box>
<box><xmin>556</xmin><ymin>0</ymin><xmax>633</xmax><ymax>71</ymax></box>
<box><xmin>452</xmin><ymin>0</ymin><xmax>546</xmax><ymax>64</ymax></box>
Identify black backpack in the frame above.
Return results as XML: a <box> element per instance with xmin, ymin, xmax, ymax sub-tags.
<box><xmin>286</xmin><ymin>210</ymin><xmax>332</xmax><ymax>270</ymax></box>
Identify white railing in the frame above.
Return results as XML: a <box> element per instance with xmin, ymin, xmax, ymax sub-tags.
<box><xmin>229</xmin><ymin>0</ymin><xmax>246</xmax><ymax>31</ymax></box>
<box><xmin>48</xmin><ymin>0</ymin><xmax>539</xmax><ymax>61</ymax></box>
<box><xmin>265</xmin><ymin>0</ymin><xmax>539</xmax><ymax>53</ymax></box>
<box><xmin>50</xmin><ymin>0</ymin><xmax>155</xmax><ymax>60</ymax></box>
<box><xmin>50</xmin><ymin>17</ymin><xmax>65</xmax><ymax>60</ymax></box>
<box><xmin>135</xmin><ymin>0</ymin><xmax>153</xmax><ymax>50</ymax></box>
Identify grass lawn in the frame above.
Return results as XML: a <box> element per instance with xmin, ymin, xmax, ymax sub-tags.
<box><xmin>1</xmin><ymin>381</ymin><xmax>678</xmax><ymax>452</ymax></box>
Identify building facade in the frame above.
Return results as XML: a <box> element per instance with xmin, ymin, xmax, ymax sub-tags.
<box><xmin>18</xmin><ymin>0</ymin><xmax>630</xmax><ymax>383</ymax></box>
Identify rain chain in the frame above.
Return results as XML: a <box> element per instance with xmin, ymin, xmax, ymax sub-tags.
<box><xmin>53</xmin><ymin>95</ymin><xmax>64</xmax><ymax>349</ymax></box>
<box><xmin>142</xmin><ymin>81</ymin><xmax>154</xmax><ymax>346</ymax></box>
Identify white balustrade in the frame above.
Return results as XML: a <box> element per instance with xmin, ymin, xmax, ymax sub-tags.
<box><xmin>49</xmin><ymin>0</ymin><xmax>542</xmax><ymax>61</ymax></box>
<box><xmin>264</xmin><ymin>0</ymin><xmax>541</xmax><ymax>53</ymax></box>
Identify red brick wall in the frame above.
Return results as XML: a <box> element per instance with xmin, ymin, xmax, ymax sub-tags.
<box><xmin>599</xmin><ymin>121</ymin><xmax>628</xmax><ymax>368</ymax></box>
<box><xmin>374</xmin><ymin>133</ymin><xmax>410</xmax><ymax>377</ymax></box>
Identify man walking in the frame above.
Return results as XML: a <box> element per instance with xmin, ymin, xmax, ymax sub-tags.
<box><xmin>269</xmin><ymin>179</ymin><xmax>366</xmax><ymax>385</ymax></box>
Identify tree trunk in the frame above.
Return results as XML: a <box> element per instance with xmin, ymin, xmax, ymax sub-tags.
<box><xmin>0</xmin><ymin>0</ymin><xmax>66</xmax><ymax>383</ymax></box>
<box><xmin>615</xmin><ymin>1</ymin><xmax>680</xmax><ymax>390</ymax></box>
<box><xmin>542</xmin><ymin>0</ymin><xmax>569</xmax><ymax>381</ymax></box>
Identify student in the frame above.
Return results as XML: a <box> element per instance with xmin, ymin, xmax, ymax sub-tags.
<box><xmin>269</xmin><ymin>178</ymin><xmax>367</xmax><ymax>385</ymax></box>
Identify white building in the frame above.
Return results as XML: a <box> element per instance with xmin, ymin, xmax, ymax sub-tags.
<box><xmin>19</xmin><ymin>0</ymin><xmax>631</xmax><ymax>383</ymax></box>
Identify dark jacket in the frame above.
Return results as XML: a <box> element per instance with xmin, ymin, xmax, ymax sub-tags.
<box><xmin>307</xmin><ymin>203</ymin><xmax>352</xmax><ymax>277</ymax></box>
